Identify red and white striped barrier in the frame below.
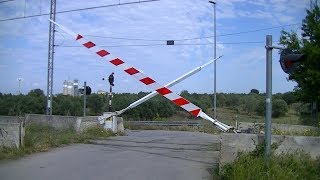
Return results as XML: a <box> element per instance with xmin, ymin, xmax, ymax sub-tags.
<box><xmin>50</xmin><ymin>20</ymin><xmax>201</xmax><ymax>116</ymax></box>
<box><xmin>49</xmin><ymin>19</ymin><xmax>233</xmax><ymax>132</ymax></box>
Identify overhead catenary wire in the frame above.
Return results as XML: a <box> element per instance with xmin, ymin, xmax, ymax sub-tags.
<box><xmin>56</xmin><ymin>41</ymin><xmax>280</xmax><ymax>48</ymax></box>
<box><xmin>0</xmin><ymin>0</ymin><xmax>14</xmax><ymax>4</ymax></box>
<box><xmin>0</xmin><ymin>0</ymin><xmax>160</xmax><ymax>22</ymax></box>
<box><xmin>84</xmin><ymin>23</ymin><xmax>301</xmax><ymax>42</ymax></box>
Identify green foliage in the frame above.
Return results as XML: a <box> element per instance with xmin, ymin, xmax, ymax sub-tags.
<box><xmin>240</xmin><ymin>94</ymin><xmax>262</xmax><ymax>115</ymax></box>
<box><xmin>219</xmin><ymin>145</ymin><xmax>320</xmax><ymax>180</ymax></box>
<box><xmin>250</xmin><ymin>89</ymin><xmax>259</xmax><ymax>94</ymax></box>
<box><xmin>273</xmin><ymin>128</ymin><xmax>320</xmax><ymax>136</ymax></box>
<box><xmin>255</xmin><ymin>98</ymin><xmax>289</xmax><ymax>118</ymax></box>
<box><xmin>281</xmin><ymin>91</ymin><xmax>298</xmax><ymax>105</ymax></box>
<box><xmin>0</xmin><ymin>88</ymin><xmax>302</xmax><ymax>122</ymax></box>
<box><xmin>217</xmin><ymin>93</ymin><xmax>227</xmax><ymax>107</ymax></box>
<box><xmin>225</xmin><ymin>93</ymin><xmax>242</xmax><ymax>108</ymax></box>
<box><xmin>279</xmin><ymin>3</ymin><xmax>320</xmax><ymax>103</ymax></box>
<box><xmin>87</xmin><ymin>94</ymin><xmax>106</xmax><ymax>115</ymax></box>
<box><xmin>53</xmin><ymin>94</ymin><xmax>82</xmax><ymax>116</ymax></box>
<box><xmin>272</xmin><ymin>99</ymin><xmax>289</xmax><ymax>118</ymax></box>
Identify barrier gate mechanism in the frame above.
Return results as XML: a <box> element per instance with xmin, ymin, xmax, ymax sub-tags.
<box><xmin>49</xmin><ymin>19</ymin><xmax>234</xmax><ymax>132</ymax></box>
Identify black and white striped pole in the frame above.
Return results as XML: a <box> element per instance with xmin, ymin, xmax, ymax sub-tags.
<box><xmin>103</xmin><ymin>73</ymin><xmax>114</xmax><ymax>112</ymax></box>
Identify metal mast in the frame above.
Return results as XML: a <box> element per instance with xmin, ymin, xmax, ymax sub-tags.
<box><xmin>46</xmin><ymin>0</ymin><xmax>56</xmax><ymax>115</ymax></box>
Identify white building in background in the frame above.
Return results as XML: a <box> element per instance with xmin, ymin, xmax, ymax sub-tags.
<box><xmin>97</xmin><ymin>90</ymin><xmax>107</xmax><ymax>95</ymax></box>
<box><xmin>73</xmin><ymin>79</ymin><xmax>79</xmax><ymax>96</ymax></box>
<box><xmin>63</xmin><ymin>79</ymin><xmax>79</xmax><ymax>96</ymax></box>
<box><xmin>63</xmin><ymin>80</ymin><xmax>68</xmax><ymax>95</ymax></box>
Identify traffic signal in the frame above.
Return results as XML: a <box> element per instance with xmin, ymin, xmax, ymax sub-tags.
<box><xmin>167</xmin><ymin>40</ymin><xmax>174</xmax><ymax>45</ymax></box>
<box><xmin>108</xmin><ymin>72</ymin><xmax>114</xmax><ymax>86</ymax></box>
<box><xmin>279</xmin><ymin>50</ymin><xmax>306</xmax><ymax>74</ymax></box>
<box><xmin>85</xmin><ymin>86</ymin><xmax>91</xmax><ymax>95</ymax></box>
<box><xmin>79</xmin><ymin>86</ymin><xmax>91</xmax><ymax>95</ymax></box>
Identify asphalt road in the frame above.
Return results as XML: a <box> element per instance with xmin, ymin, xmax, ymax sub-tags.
<box><xmin>0</xmin><ymin>130</ymin><xmax>220</xmax><ymax>180</ymax></box>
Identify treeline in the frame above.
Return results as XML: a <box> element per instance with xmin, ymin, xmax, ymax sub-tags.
<box><xmin>0</xmin><ymin>89</ymin><xmax>317</xmax><ymax>122</ymax></box>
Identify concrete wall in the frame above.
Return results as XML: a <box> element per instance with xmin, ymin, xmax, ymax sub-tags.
<box><xmin>75</xmin><ymin>116</ymin><xmax>100</xmax><ymax>133</ymax></box>
<box><xmin>0</xmin><ymin>116</ymin><xmax>25</xmax><ymax>148</ymax></box>
<box><xmin>219</xmin><ymin>133</ymin><xmax>320</xmax><ymax>168</ymax></box>
<box><xmin>0</xmin><ymin>114</ymin><xmax>125</xmax><ymax>148</ymax></box>
<box><xmin>75</xmin><ymin>116</ymin><xmax>124</xmax><ymax>133</ymax></box>
<box><xmin>238</xmin><ymin>122</ymin><xmax>319</xmax><ymax>134</ymax></box>
<box><xmin>25</xmin><ymin>114</ymin><xmax>124</xmax><ymax>133</ymax></box>
<box><xmin>25</xmin><ymin>114</ymin><xmax>77</xmax><ymax>129</ymax></box>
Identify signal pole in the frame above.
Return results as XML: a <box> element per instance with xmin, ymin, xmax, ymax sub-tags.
<box><xmin>108</xmin><ymin>84</ymin><xmax>113</xmax><ymax>112</ymax></box>
<box><xmin>265</xmin><ymin>35</ymin><xmax>272</xmax><ymax>161</ymax></box>
<box><xmin>108</xmin><ymin>73</ymin><xmax>114</xmax><ymax>112</ymax></box>
<box><xmin>102</xmin><ymin>73</ymin><xmax>115</xmax><ymax>112</ymax></box>
<box><xmin>265</xmin><ymin>35</ymin><xmax>286</xmax><ymax>163</ymax></box>
<box><xmin>83</xmin><ymin>81</ymin><xmax>86</xmax><ymax>116</ymax></box>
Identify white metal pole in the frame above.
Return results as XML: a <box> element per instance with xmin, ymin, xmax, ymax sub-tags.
<box><xmin>115</xmin><ymin>57</ymin><xmax>222</xmax><ymax>115</ymax></box>
<box><xmin>209</xmin><ymin>1</ymin><xmax>217</xmax><ymax>119</ymax></box>
<box><xmin>213</xmin><ymin>1</ymin><xmax>217</xmax><ymax>119</ymax></box>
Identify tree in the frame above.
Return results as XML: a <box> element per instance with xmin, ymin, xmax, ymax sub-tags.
<box><xmin>255</xmin><ymin>98</ymin><xmax>289</xmax><ymax>118</ymax></box>
<box><xmin>250</xmin><ymin>89</ymin><xmax>260</xmax><ymax>94</ymax></box>
<box><xmin>279</xmin><ymin>3</ymin><xmax>320</xmax><ymax>103</ymax></box>
<box><xmin>87</xmin><ymin>94</ymin><xmax>105</xmax><ymax>115</ymax></box>
<box><xmin>279</xmin><ymin>2</ymin><xmax>320</xmax><ymax>124</ymax></box>
<box><xmin>281</xmin><ymin>91</ymin><xmax>298</xmax><ymax>105</ymax></box>
<box><xmin>27</xmin><ymin>89</ymin><xmax>45</xmax><ymax>97</ymax></box>
<box><xmin>272</xmin><ymin>99</ymin><xmax>289</xmax><ymax>118</ymax></box>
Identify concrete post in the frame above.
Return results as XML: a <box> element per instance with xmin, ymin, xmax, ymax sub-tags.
<box><xmin>112</xmin><ymin>116</ymin><xmax>117</xmax><ymax>133</ymax></box>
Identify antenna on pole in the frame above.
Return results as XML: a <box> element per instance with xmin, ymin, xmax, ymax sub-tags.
<box><xmin>17</xmin><ymin>78</ymin><xmax>22</xmax><ymax>95</ymax></box>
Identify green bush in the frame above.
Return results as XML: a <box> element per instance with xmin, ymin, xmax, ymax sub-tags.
<box><xmin>219</xmin><ymin>146</ymin><xmax>320</xmax><ymax>180</ymax></box>
<box><xmin>272</xmin><ymin>99</ymin><xmax>289</xmax><ymax>118</ymax></box>
<box><xmin>255</xmin><ymin>99</ymin><xmax>289</xmax><ymax>118</ymax></box>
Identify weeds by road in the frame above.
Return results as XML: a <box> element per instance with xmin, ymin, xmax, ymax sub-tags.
<box><xmin>218</xmin><ymin>145</ymin><xmax>320</xmax><ymax>180</ymax></box>
<box><xmin>0</xmin><ymin>124</ymin><xmax>113</xmax><ymax>161</ymax></box>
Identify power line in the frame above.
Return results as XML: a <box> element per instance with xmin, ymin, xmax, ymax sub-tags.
<box><xmin>0</xmin><ymin>0</ymin><xmax>14</xmax><ymax>4</ymax></box>
<box><xmin>56</xmin><ymin>41</ymin><xmax>278</xmax><ymax>48</ymax></box>
<box><xmin>0</xmin><ymin>40</ymin><xmax>280</xmax><ymax>52</ymax></box>
<box><xmin>85</xmin><ymin>23</ymin><xmax>301</xmax><ymax>41</ymax></box>
<box><xmin>0</xmin><ymin>0</ymin><xmax>160</xmax><ymax>22</ymax></box>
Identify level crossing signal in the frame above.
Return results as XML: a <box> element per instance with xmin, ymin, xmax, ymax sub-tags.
<box><xmin>279</xmin><ymin>50</ymin><xmax>306</xmax><ymax>74</ymax></box>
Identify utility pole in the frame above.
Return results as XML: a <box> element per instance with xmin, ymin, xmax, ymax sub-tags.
<box><xmin>265</xmin><ymin>35</ymin><xmax>286</xmax><ymax>162</ymax></box>
<box><xmin>46</xmin><ymin>0</ymin><xmax>56</xmax><ymax>115</ymax></box>
<box><xmin>265</xmin><ymin>35</ymin><xmax>272</xmax><ymax>161</ymax></box>
<box><xmin>209</xmin><ymin>1</ymin><xmax>217</xmax><ymax>119</ymax></box>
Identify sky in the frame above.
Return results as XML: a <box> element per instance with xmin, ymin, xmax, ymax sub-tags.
<box><xmin>0</xmin><ymin>0</ymin><xmax>310</xmax><ymax>95</ymax></box>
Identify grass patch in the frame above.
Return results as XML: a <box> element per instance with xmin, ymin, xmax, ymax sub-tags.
<box><xmin>0</xmin><ymin>123</ymin><xmax>114</xmax><ymax>161</ymax></box>
<box><xmin>206</xmin><ymin>107</ymin><xmax>303</xmax><ymax>127</ymax></box>
<box><xmin>273</xmin><ymin>128</ymin><xmax>320</xmax><ymax>136</ymax></box>
<box><xmin>218</xmin><ymin>144</ymin><xmax>320</xmax><ymax>180</ymax></box>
